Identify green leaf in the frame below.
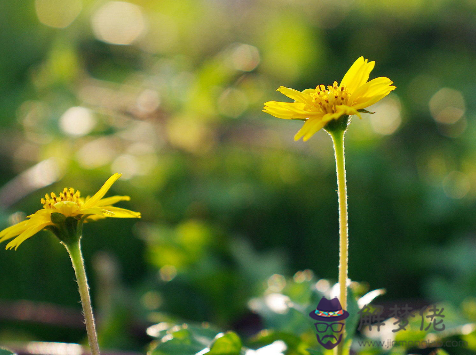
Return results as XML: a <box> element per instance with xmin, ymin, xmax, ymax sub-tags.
<box><xmin>344</xmin><ymin>286</ymin><xmax>360</xmax><ymax>344</ymax></box>
<box><xmin>251</xmin><ymin>330</ymin><xmax>311</xmax><ymax>355</ymax></box>
<box><xmin>147</xmin><ymin>322</ymin><xmax>220</xmax><ymax>342</ymax></box>
<box><xmin>150</xmin><ymin>328</ymin><xmax>209</xmax><ymax>355</ymax></box>
<box><xmin>0</xmin><ymin>348</ymin><xmax>16</xmax><ymax>355</ymax></box>
<box><xmin>207</xmin><ymin>331</ymin><xmax>242</xmax><ymax>355</ymax></box>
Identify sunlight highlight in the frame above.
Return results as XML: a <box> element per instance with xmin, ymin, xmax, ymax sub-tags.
<box><xmin>26</xmin><ymin>341</ymin><xmax>83</xmax><ymax>355</ymax></box>
<box><xmin>92</xmin><ymin>1</ymin><xmax>146</xmax><ymax>45</ymax></box>
<box><xmin>429</xmin><ymin>88</ymin><xmax>465</xmax><ymax>124</ymax></box>
<box><xmin>59</xmin><ymin>107</ymin><xmax>96</xmax><ymax>137</ymax></box>
<box><xmin>369</xmin><ymin>96</ymin><xmax>402</xmax><ymax>135</ymax></box>
<box><xmin>35</xmin><ymin>0</ymin><xmax>82</xmax><ymax>28</ymax></box>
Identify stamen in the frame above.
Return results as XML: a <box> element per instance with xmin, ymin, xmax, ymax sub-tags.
<box><xmin>311</xmin><ymin>83</ymin><xmax>350</xmax><ymax>114</ymax></box>
<box><xmin>40</xmin><ymin>187</ymin><xmax>84</xmax><ymax>210</ymax></box>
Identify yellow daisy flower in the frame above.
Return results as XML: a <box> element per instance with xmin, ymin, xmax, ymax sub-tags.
<box><xmin>263</xmin><ymin>56</ymin><xmax>396</xmax><ymax>141</ymax></box>
<box><xmin>0</xmin><ymin>173</ymin><xmax>141</xmax><ymax>250</ymax></box>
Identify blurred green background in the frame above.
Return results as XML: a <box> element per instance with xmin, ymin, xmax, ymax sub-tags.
<box><xmin>1</xmin><ymin>0</ymin><xmax>476</xmax><ymax>352</ymax></box>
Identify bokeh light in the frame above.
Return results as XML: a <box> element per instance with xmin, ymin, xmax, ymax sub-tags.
<box><xmin>229</xmin><ymin>43</ymin><xmax>261</xmax><ymax>72</ymax></box>
<box><xmin>59</xmin><ymin>107</ymin><xmax>96</xmax><ymax>137</ymax></box>
<box><xmin>26</xmin><ymin>342</ymin><xmax>83</xmax><ymax>355</ymax></box>
<box><xmin>91</xmin><ymin>1</ymin><xmax>147</xmax><ymax>45</ymax></box>
<box><xmin>35</xmin><ymin>0</ymin><xmax>82</xmax><ymax>28</ymax></box>
<box><xmin>368</xmin><ymin>95</ymin><xmax>402</xmax><ymax>135</ymax></box>
<box><xmin>429</xmin><ymin>88</ymin><xmax>466</xmax><ymax>125</ymax></box>
<box><xmin>443</xmin><ymin>171</ymin><xmax>471</xmax><ymax>199</ymax></box>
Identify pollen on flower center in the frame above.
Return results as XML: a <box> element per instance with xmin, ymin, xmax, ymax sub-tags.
<box><xmin>41</xmin><ymin>188</ymin><xmax>83</xmax><ymax>210</ymax></box>
<box><xmin>311</xmin><ymin>81</ymin><xmax>350</xmax><ymax>114</ymax></box>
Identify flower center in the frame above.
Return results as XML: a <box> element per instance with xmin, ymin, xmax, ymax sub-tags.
<box><xmin>310</xmin><ymin>81</ymin><xmax>350</xmax><ymax>114</ymax></box>
<box><xmin>41</xmin><ymin>188</ymin><xmax>83</xmax><ymax>212</ymax></box>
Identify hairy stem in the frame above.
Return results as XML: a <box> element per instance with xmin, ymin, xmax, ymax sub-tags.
<box><xmin>65</xmin><ymin>239</ymin><xmax>101</xmax><ymax>355</ymax></box>
<box><xmin>330</xmin><ymin>129</ymin><xmax>348</xmax><ymax>355</ymax></box>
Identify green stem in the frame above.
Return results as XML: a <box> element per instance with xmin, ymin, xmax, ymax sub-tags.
<box><xmin>65</xmin><ymin>239</ymin><xmax>101</xmax><ymax>355</ymax></box>
<box><xmin>330</xmin><ymin>129</ymin><xmax>348</xmax><ymax>355</ymax></box>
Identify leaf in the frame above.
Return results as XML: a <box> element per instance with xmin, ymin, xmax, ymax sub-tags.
<box><xmin>306</xmin><ymin>348</ymin><xmax>325</xmax><ymax>355</ymax></box>
<box><xmin>150</xmin><ymin>328</ymin><xmax>210</xmax><ymax>355</ymax></box>
<box><xmin>344</xmin><ymin>286</ymin><xmax>360</xmax><ymax>344</ymax></box>
<box><xmin>251</xmin><ymin>330</ymin><xmax>311</xmax><ymax>355</ymax></box>
<box><xmin>207</xmin><ymin>331</ymin><xmax>242</xmax><ymax>355</ymax></box>
<box><xmin>147</xmin><ymin>322</ymin><xmax>220</xmax><ymax>342</ymax></box>
<box><xmin>358</xmin><ymin>289</ymin><xmax>386</xmax><ymax>309</ymax></box>
<box><xmin>0</xmin><ymin>348</ymin><xmax>16</xmax><ymax>355</ymax></box>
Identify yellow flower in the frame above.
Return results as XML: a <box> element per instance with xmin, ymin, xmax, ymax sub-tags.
<box><xmin>263</xmin><ymin>57</ymin><xmax>396</xmax><ymax>141</ymax></box>
<box><xmin>0</xmin><ymin>173</ymin><xmax>141</xmax><ymax>250</ymax></box>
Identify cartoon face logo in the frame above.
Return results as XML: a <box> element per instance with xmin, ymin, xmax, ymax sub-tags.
<box><xmin>314</xmin><ymin>321</ymin><xmax>344</xmax><ymax>349</ymax></box>
<box><xmin>309</xmin><ymin>297</ymin><xmax>349</xmax><ymax>350</ymax></box>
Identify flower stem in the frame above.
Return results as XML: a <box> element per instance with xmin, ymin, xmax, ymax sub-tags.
<box><xmin>330</xmin><ymin>129</ymin><xmax>348</xmax><ymax>355</ymax></box>
<box><xmin>65</xmin><ymin>239</ymin><xmax>101</xmax><ymax>355</ymax></box>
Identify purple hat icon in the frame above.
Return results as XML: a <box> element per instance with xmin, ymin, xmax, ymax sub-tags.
<box><xmin>309</xmin><ymin>297</ymin><xmax>349</xmax><ymax>322</ymax></box>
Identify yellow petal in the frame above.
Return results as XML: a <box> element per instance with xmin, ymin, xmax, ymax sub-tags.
<box><xmin>79</xmin><ymin>207</ymin><xmax>106</xmax><ymax>216</ymax></box>
<box><xmin>340</xmin><ymin>57</ymin><xmax>375</xmax><ymax>94</ymax></box>
<box><xmin>263</xmin><ymin>101</ymin><xmax>310</xmax><ymax>120</ymax></box>
<box><xmin>334</xmin><ymin>105</ymin><xmax>361</xmax><ymax>119</ymax></box>
<box><xmin>277</xmin><ymin>86</ymin><xmax>313</xmax><ymax>104</ymax></box>
<box><xmin>83</xmin><ymin>173</ymin><xmax>122</xmax><ymax>209</ymax></box>
<box><xmin>100</xmin><ymin>206</ymin><xmax>141</xmax><ymax>218</ymax></box>
<box><xmin>351</xmin><ymin>77</ymin><xmax>396</xmax><ymax>109</ymax></box>
<box><xmin>302</xmin><ymin>120</ymin><xmax>328</xmax><ymax>142</ymax></box>
<box><xmin>96</xmin><ymin>195</ymin><xmax>131</xmax><ymax>207</ymax></box>
<box><xmin>351</xmin><ymin>77</ymin><xmax>394</xmax><ymax>99</ymax></box>
<box><xmin>84</xmin><ymin>215</ymin><xmax>106</xmax><ymax>222</ymax></box>
<box><xmin>6</xmin><ymin>222</ymin><xmax>50</xmax><ymax>250</ymax></box>
<box><xmin>294</xmin><ymin>118</ymin><xmax>326</xmax><ymax>141</ymax></box>
<box><xmin>0</xmin><ymin>220</ymin><xmax>30</xmax><ymax>242</ymax></box>
<box><xmin>27</xmin><ymin>209</ymin><xmax>51</xmax><ymax>218</ymax></box>
<box><xmin>263</xmin><ymin>101</ymin><xmax>323</xmax><ymax>120</ymax></box>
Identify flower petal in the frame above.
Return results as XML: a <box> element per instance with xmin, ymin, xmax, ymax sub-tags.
<box><xmin>334</xmin><ymin>105</ymin><xmax>362</xmax><ymax>119</ymax></box>
<box><xmin>96</xmin><ymin>195</ymin><xmax>131</xmax><ymax>207</ymax></box>
<box><xmin>83</xmin><ymin>173</ymin><xmax>122</xmax><ymax>209</ymax></box>
<box><xmin>294</xmin><ymin>118</ymin><xmax>326</xmax><ymax>141</ymax></box>
<box><xmin>79</xmin><ymin>207</ymin><xmax>106</xmax><ymax>216</ymax></box>
<box><xmin>263</xmin><ymin>101</ymin><xmax>310</xmax><ymax>120</ymax></box>
<box><xmin>263</xmin><ymin>101</ymin><xmax>324</xmax><ymax>120</ymax></box>
<box><xmin>0</xmin><ymin>220</ymin><xmax>30</xmax><ymax>243</ymax></box>
<box><xmin>351</xmin><ymin>77</ymin><xmax>396</xmax><ymax>110</ymax></box>
<box><xmin>277</xmin><ymin>86</ymin><xmax>313</xmax><ymax>104</ymax></box>
<box><xmin>84</xmin><ymin>215</ymin><xmax>106</xmax><ymax>222</ymax></box>
<box><xmin>340</xmin><ymin>57</ymin><xmax>375</xmax><ymax>94</ymax></box>
<box><xmin>6</xmin><ymin>222</ymin><xmax>51</xmax><ymax>250</ymax></box>
<box><xmin>99</xmin><ymin>206</ymin><xmax>141</xmax><ymax>218</ymax></box>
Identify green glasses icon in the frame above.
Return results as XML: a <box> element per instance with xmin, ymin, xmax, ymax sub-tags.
<box><xmin>314</xmin><ymin>322</ymin><xmax>344</xmax><ymax>333</ymax></box>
